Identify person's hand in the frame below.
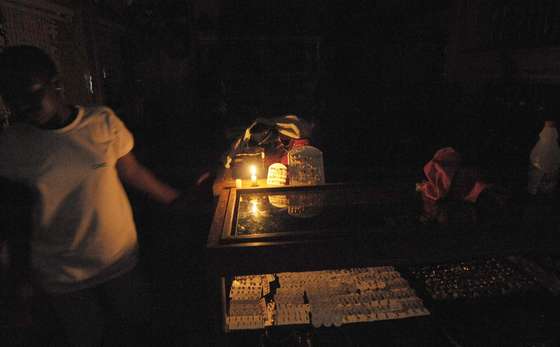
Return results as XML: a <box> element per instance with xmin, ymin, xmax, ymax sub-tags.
<box><xmin>168</xmin><ymin>192</ymin><xmax>192</xmax><ymax>211</ymax></box>
<box><xmin>168</xmin><ymin>189</ymin><xmax>215</xmax><ymax>216</ymax></box>
<box><xmin>195</xmin><ymin>171</ymin><xmax>212</xmax><ymax>186</ymax></box>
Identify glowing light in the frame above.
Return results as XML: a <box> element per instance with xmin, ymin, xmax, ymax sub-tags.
<box><xmin>250</xmin><ymin>165</ymin><xmax>258</xmax><ymax>186</ymax></box>
<box><xmin>250</xmin><ymin>200</ymin><xmax>259</xmax><ymax>216</ymax></box>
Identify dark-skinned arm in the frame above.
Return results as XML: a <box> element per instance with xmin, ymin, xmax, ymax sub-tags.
<box><xmin>116</xmin><ymin>152</ymin><xmax>180</xmax><ymax>205</ymax></box>
<box><xmin>0</xmin><ymin>177</ymin><xmax>33</xmax><ymax>283</ymax></box>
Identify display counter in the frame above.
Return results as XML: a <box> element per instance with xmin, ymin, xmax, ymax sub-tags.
<box><xmin>206</xmin><ymin>181</ymin><xmax>560</xmax><ymax>345</ymax></box>
<box><xmin>208</xmin><ymin>182</ymin><xmax>559</xmax><ymax>274</ymax></box>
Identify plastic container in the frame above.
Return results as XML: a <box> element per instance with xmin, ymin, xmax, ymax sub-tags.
<box><xmin>528</xmin><ymin>121</ymin><xmax>560</xmax><ymax>195</ymax></box>
<box><xmin>287</xmin><ymin>145</ymin><xmax>325</xmax><ymax>186</ymax></box>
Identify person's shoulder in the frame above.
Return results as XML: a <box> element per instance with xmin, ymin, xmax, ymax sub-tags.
<box><xmin>77</xmin><ymin>105</ymin><xmax>131</xmax><ymax>140</ymax></box>
<box><xmin>80</xmin><ymin>105</ymin><xmax>119</xmax><ymax>121</ymax></box>
<box><xmin>79</xmin><ymin>105</ymin><xmax>127</xmax><ymax>131</ymax></box>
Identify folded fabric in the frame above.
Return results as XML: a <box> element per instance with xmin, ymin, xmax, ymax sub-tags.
<box><xmin>225</xmin><ymin>115</ymin><xmax>313</xmax><ymax>168</ymax></box>
<box><xmin>417</xmin><ymin>147</ymin><xmax>488</xmax><ymax>203</ymax></box>
<box><xmin>243</xmin><ymin>115</ymin><xmax>312</xmax><ymax>143</ymax></box>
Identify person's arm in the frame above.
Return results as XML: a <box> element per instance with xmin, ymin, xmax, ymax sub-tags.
<box><xmin>0</xmin><ymin>177</ymin><xmax>33</xmax><ymax>278</ymax></box>
<box><xmin>116</xmin><ymin>152</ymin><xmax>180</xmax><ymax>205</ymax></box>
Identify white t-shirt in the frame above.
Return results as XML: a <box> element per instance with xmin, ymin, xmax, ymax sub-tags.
<box><xmin>0</xmin><ymin>106</ymin><xmax>138</xmax><ymax>293</ymax></box>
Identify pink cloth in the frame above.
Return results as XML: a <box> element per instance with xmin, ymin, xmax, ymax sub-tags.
<box><xmin>418</xmin><ymin>147</ymin><xmax>488</xmax><ymax>203</ymax></box>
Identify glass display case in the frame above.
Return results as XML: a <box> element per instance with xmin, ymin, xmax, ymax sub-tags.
<box><xmin>220</xmin><ymin>184</ymin><xmax>418</xmax><ymax>243</ymax></box>
<box><xmin>206</xmin><ymin>182</ymin><xmax>560</xmax><ymax>344</ymax></box>
<box><xmin>208</xmin><ymin>182</ymin><xmax>559</xmax><ymax>271</ymax></box>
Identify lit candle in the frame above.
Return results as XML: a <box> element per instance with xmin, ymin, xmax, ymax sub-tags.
<box><xmin>250</xmin><ymin>165</ymin><xmax>257</xmax><ymax>186</ymax></box>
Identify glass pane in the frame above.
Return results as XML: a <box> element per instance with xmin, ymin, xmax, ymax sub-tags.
<box><xmin>234</xmin><ymin>186</ymin><xmax>398</xmax><ymax>237</ymax></box>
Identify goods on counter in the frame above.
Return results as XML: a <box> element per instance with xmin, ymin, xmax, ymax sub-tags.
<box><xmin>226</xmin><ymin>266</ymin><xmax>429</xmax><ymax>331</ymax></box>
<box><xmin>227</xmin><ymin>275</ymin><xmax>272</xmax><ymax>330</ymax></box>
<box><xmin>287</xmin><ymin>145</ymin><xmax>325</xmax><ymax>186</ymax></box>
<box><xmin>410</xmin><ymin>257</ymin><xmax>540</xmax><ymax>300</ymax></box>
<box><xmin>266</xmin><ymin>163</ymin><xmax>288</xmax><ymax>186</ymax></box>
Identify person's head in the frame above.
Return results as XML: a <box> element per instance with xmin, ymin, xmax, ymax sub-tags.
<box><xmin>0</xmin><ymin>45</ymin><xmax>65</xmax><ymax>127</ymax></box>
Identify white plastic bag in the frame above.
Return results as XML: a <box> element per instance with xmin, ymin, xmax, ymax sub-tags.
<box><xmin>528</xmin><ymin>125</ymin><xmax>560</xmax><ymax>194</ymax></box>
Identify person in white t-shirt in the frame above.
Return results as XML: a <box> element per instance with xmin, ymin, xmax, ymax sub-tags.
<box><xmin>0</xmin><ymin>45</ymin><xmax>181</xmax><ymax>346</ymax></box>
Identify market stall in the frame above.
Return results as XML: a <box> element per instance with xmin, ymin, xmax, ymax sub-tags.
<box><xmin>207</xmin><ymin>155</ymin><xmax>560</xmax><ymax>345</ymax></box>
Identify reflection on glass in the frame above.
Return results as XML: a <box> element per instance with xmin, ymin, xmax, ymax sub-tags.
<box><xmin>233</xmin><ymin>185</ymin><xmax>424</xmax><ymax>238</ymax></box>
<box><xmin>268</xmin><ymin>195</ymin><xmax>288</xmax><ymax>209</ymax></box>
<box><xmin>250</xmin><ymin>199</ymin><xmax>259</xmax><ymax>216</ymax></box>
<box><xmin>287</xmin><ymin>192</ymin><xmax>324</xmax><ymax>218</ymax></box>
<box><xmin>232</xmin><ymin>184</ymin><xmax>509</xmax><ymax>239</ymax></box>
<box><xmin>235</xmin><ymin>189</ymin><xmax>348</xmax><ymax>236</ymax></box>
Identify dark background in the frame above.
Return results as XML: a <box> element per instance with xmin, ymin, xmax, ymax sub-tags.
<box><xmin>3</xmin><ymin>0</ymin><xmax>560</xmax><ymax>345</ymax></box>
<box><xmin>94</xmin><ymin>2</ymin><xmax>560</xmax><ymax>345</ymax></box>
<box><xmin>81</xmin><ymin>0</ymin><xmax>558</xmax><ymax>191</ymax></box>
<box><xmin>3</xmin><ymin>0</ymin><xmax>558</xmax><ymax>186</ymax></box>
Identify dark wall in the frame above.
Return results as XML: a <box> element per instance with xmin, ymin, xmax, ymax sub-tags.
<box><xmin>189</xmin><ymin>1</ymin><xmax>453</xmax><ymax>174</ymax></box>
<box><xmin>106</xmin><ymin>1</ymin><xmax>556</xmax><ymax>188</ymax></box>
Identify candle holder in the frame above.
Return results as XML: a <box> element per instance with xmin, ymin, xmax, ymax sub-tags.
<box><xmin>231</xmin><ymin>147</ymin><xmax>265</xmax><ymax>180</ymax></box>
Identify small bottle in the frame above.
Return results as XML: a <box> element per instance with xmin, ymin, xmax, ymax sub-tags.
<box><xmin>528</xmin><ymin>121</ymin><xmax>560</xmax><ymax>195</ymax></box>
